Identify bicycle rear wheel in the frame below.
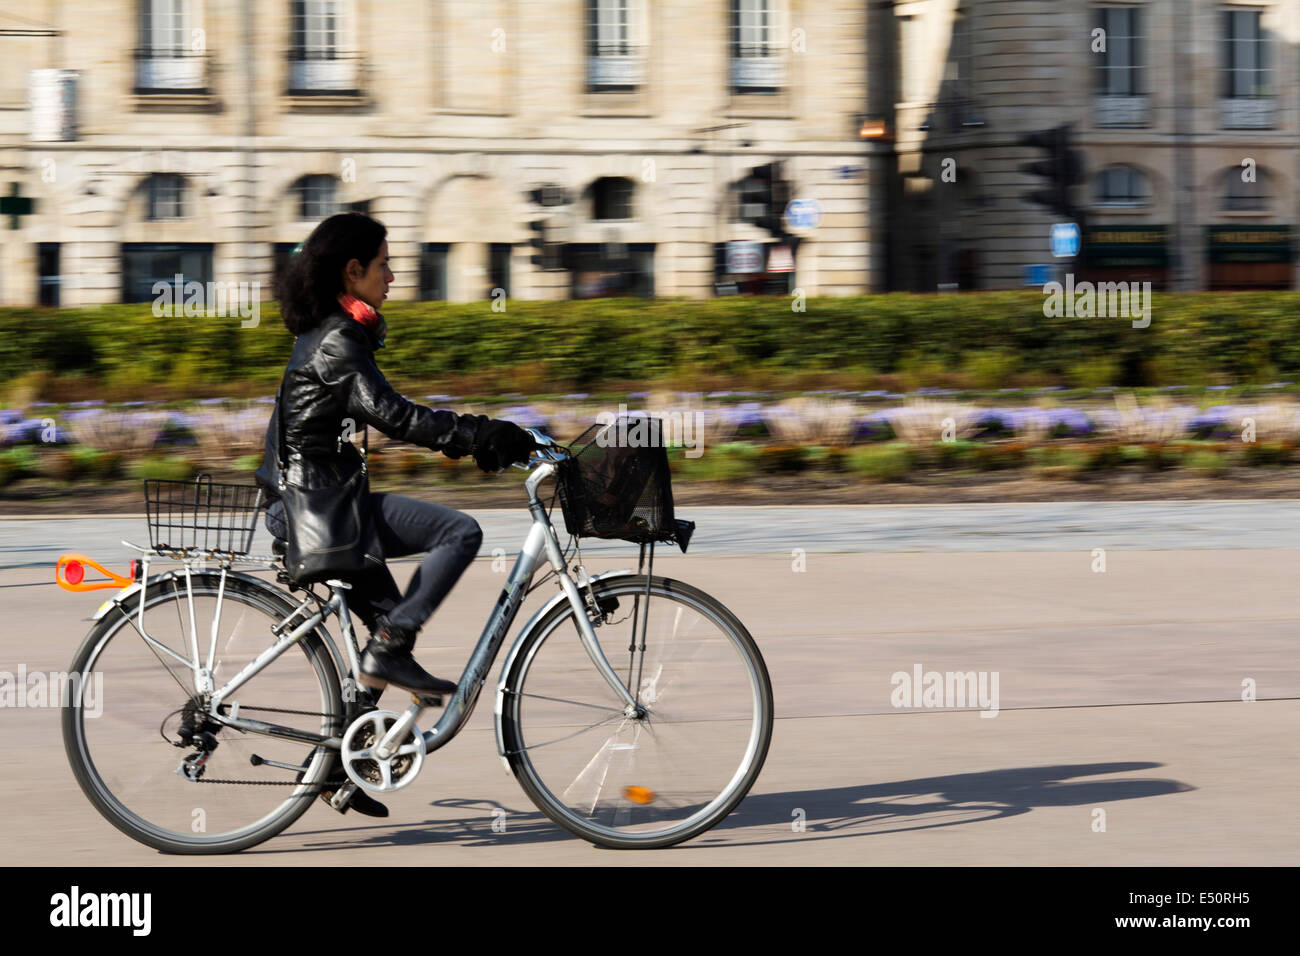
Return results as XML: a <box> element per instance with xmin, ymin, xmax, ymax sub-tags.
<box><xmin>62</xmin><ymin>571</ymin><xmax>344</xmax><ymax>854</ymax></box>
<box><xmin>500</xmin><ymin>575</ymin><xmax>773</xmax><ymax>849</ymax></box>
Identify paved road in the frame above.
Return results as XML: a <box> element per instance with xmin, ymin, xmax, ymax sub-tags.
<box><xmin>1</xmin><ymin>506</ymin><xmax>1297</xmax><ymax>864</ymax></box>
<box><xmin>2</xmin><ymin>500</ymin><xmax>1299</xmax><ymax>571</ymax></box>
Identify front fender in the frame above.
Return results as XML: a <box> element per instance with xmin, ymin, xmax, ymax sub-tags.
<box><xmin>492</xmin><ymin>567</ymin><xmax>637</xmax><ymax>774</ymax></box>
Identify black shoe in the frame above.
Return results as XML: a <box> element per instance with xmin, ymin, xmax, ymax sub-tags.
<box><xmin>321</xmin><ymin>784</ymin><xmax>389</xmax><ymax>818</ymax></box>
<box><xmin>297</xmin><ymin>755</ymin><xmax>390</xmax><ymax>818</ymax></box>
<box><xmin>359</xmin><ymin>615</ymin><xmax>458</xmax><ymax>699</ymax></box>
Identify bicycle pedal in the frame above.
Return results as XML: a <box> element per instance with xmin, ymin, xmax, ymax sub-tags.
<box><xmin>412</xmin><ymin>693</ymin><xmax>444</xmax><ymax>707</ymax></box>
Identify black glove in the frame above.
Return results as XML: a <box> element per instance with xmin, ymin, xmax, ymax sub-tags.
<box><xmin>473</xmin><ymin>420</ymin><xmax>538</xmax><ymax>472</ymax></box>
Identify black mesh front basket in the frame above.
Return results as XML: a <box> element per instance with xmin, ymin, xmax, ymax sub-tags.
<box><xmin>144</xmin><ymin>474</ymin><xmax>265</xmax><ymax>556</ymax></box>
<box><xmin>557</xmin><ymin>418</ymin><xmax>677</xmax><ymax>543</ymax></box>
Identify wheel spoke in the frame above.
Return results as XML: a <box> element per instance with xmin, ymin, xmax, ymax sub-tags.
<box><xmin>504</xmin><ymin>578</ymin><xmax>771</xmax><ymax>847</ymax></box>
<box><xmin>66</xmin><ymin>574</ymin><xmax>343</xmax><ymax>853</ymax></box>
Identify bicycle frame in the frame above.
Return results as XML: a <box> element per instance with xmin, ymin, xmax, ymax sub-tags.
<box><xmin>91</xmin><ymin>457</ymin><xmax>645</xmax><ymax>766</ymax></box>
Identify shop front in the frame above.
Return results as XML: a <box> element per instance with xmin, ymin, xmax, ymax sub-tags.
<box><xmin>1082</xmin><ymin>225</ymin><xmax>1169</xmax><ymax>290</ymax></box>
<box><xmin>714</xmin><ymin>239</ymin><xmax>798</xmax><ymax>296</ymax></box>
<box><xmin>1205</xmin><ymin>226</ymin><xmax>1295</xmax><ymax>290</ymax></box>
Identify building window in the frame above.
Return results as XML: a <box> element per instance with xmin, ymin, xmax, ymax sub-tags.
<box><xmin>289</xmin><ymin>0</ymin><xmax>359</xmax><ymax>94</ymax></box>
<box><xmin>949</xmin><ymin>9</ymin><xmax>973</xmax><ymax>97</ymax></box>
<box><xmin>145</xmin><ymin>173</ymin><xmax>187</xmax><ymax>220</ymax></box>
<box><xmin>419</xmin><ymin>243</ymin><xmax>449</xmax><ymax>300</ymax></box>
<box><xmin>1094</xmin><ymin>7</ymin><xmax>1143</xmax><ymax>96</ymax></box>
<box><xmin>731</xmin><ymin>0</ymin><xmax>783</xmax><ymax>93</ymax></box>
<box><xmin>1222</xmin><ymin>8</ymin><xmax>1269</xmax><ymax>98</ymax></box>
<box><xmin>591</xmin><ymin>177</ymin><xmax>635</xmax><ymax>220</ymax></box>
<box><xmin>136</xmin><ymin>0</ymin><xmax>205</xmax><ymax>92</ymax></box>
<box><xmin>121</xmin><ymin>243</ymin><xmax>214</xmax><ymax>303</ymax></box>
<box><xmin>1223</xmin><ymin>167</ymin><xmax>1271</xmax><ymax>212</ymax></box>
<box><xmin>1095</xmin><ymin>166</ymin><xmax>1150</xmax><ymax>208</ymax></box>
<box><xmin>38</xmin><ymin>243</ymin><xmax>60</xmax><ymax>308</ymax></box>
<box><xmin>295</xmin><ymin>175</ymin><xmax>339</xmax><ymax>220</ymax></box>
<box><xmin>587</xmin><ymin>0</ymin><xmax>646</xmax><ymax>90</ymax></box>
<box><xmin>271</xmin><ymin>241</ymin><xmax>300</xmax><ymax>288</ymax></box>
<box><xmin>568</xmin><ymin>243</ymin><xmax>655</xmax><ymax>298</ymax></box>
<box><xmin>488</xmin><ymin>244</ymin><xmax>512</xmax><ymax>299</ymax></box>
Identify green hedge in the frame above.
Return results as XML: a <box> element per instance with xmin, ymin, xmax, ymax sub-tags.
<box><xmin>4</xmin><ymin>291</ymin><xmax>1300</xmax><ymax>400</ymax></box>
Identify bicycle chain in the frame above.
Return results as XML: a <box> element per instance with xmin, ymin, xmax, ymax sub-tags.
<box><xmin>185</xmin><ymin>704</ymin><xmax>342</xmax><ymax>786</ymax></box>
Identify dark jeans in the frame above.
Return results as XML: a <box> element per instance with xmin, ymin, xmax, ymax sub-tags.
<box><xmin>265</xmin><ymin>492</ymin><xmax>483</xmax><ymax>637</ymax></box>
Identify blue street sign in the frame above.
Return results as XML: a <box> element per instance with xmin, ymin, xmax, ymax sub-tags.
<box><xmin>1024</xmin><ymin>264</ymin><xmax>1052</xmax><ymax>286</ymax></box>
<box><xmin>784</xmin><ymin>198</ymin><xmax>822</xmax><ymax>230</ymax></box>
<box><xmin>1051</xmin><ymin>222</ymin><xmax>1080</xmax><ymax>258</ymax></box>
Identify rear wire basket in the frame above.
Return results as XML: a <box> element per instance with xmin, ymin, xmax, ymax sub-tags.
<box><xmin>556</xmin><ymin>418</ymin><xmax>677</xmax><ymax>543</ymax></box>
<box><xmin>144</xmin><ymin>474</ymin><xmax>265</xmax><ymax>557</ymax></box>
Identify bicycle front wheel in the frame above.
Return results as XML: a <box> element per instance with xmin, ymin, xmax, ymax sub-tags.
<box><xmin>500</xmin><ymin>575</ymin><xmax>773</xmax><ymax>849</ymax></box>
<box><xmin>62</xmin><ymin>571</ymin><xmax>344</xmax><ymax>854</ymax></box>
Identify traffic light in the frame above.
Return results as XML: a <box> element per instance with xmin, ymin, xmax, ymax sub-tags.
<box><xmin>739</xmin><ymin>162</ymin><xmax>792</xmax><ymax>238</ymax></box>
<box><xmin>1019</xmin><ymin>124</ymin><xmax>1085</xmax><ymax>218</ymax></box>
<box><xmin>528</xmin><ymin>219</ymin><xmax>552</xmax><ymax>269</ymax></box>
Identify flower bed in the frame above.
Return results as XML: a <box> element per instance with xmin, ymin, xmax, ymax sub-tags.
<box><xmin>7</xmin><ymin>390</ymin><xmax>1300</xmax><ymax>501</ymax></box>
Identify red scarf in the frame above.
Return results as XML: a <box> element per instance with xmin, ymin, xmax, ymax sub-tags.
<box><xmin>338</xmin><ymin>293</ymin><xmax>386</xmax><ymax>347</ymax></box>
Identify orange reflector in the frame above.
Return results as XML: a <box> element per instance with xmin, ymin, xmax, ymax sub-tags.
<box><xmin>55</xmin><ymin>553</ymin><xmax>134</xmax><ymax>593</ymax></box>
<box><xmin>624</xmin><ymin>786</ymin><xmax>655</xmax><ymax>805</ymax></box>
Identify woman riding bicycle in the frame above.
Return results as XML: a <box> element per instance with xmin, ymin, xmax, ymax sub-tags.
<box><xmin>256</xmin><ymin>211</ymin><xmax>537</xmax><ymax>710</ymax></box>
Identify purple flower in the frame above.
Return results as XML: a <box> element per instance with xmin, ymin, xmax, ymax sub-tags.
<box><xmin>853</xmin><ymin>412</ymin><xmax>895</xmax><ymax>441</ymax></box>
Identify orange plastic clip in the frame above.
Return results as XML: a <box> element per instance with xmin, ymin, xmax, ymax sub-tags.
<box><xmin>56</xmin><ymin>553</ymin><xmax>134</xmax><ymax>593</ymax></box>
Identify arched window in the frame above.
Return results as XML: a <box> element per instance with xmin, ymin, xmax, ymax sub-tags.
<box><xmin>1095</xmin><ymin>165</ymin><xmax>1150</xmax><ymax>208</ymax></box>
<box><xmin>145</xmin><ymin>173</ymin><xmax>188</xmax><ymax>220</ymax></box>
<box><xmin>590</xmin><ymin>177</ymin><xmax>634</xmax><ymax>220</ymax></box>
<box><xmin>295</xmin><ymin>174</ymin><xmax>339</xmax><ymax>220</ymax></box>
<box><xmin>1222</xmin><ymin>165</ymin><xmax>1272</xmax><ymax>211</ymax></box>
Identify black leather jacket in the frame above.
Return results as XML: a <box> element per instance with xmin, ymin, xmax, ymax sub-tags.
<box><xmin>255</xmin><ymin>310</ymin><xmax>485</xmax><ymax>501</ymax></box>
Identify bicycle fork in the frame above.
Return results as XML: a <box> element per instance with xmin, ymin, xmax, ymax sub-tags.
<box><xmin>369</xmin><ymin>506</ymin><xmax>642</xmax><ymax>763</ymax></box>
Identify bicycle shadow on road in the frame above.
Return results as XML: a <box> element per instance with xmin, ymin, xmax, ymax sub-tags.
<box><xmin>704</xmin><ymin>761</ymin><xmax>1193</xmax><ymax>847</ymax></box>
<box><xmin>256</xmin><ymin>761</ymin><xmax>1190</xmax><ymax>854</ymax></box>
<box><xmin>257</xmin><ymin>796</ymin><xmax>599</xmax><ymax>853</ymax></box>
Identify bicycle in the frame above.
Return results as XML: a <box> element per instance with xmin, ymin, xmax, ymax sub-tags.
<box><xmin>57</xmin><ymin>421</ymin><xmax>774</xmax><ymax>853</ymax></box>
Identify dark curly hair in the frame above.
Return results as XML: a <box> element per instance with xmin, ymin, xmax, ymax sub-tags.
<box><xmin>276</xmin><ymin>211</ymin><xmax>387</xmax><ymax>335</ymax></box>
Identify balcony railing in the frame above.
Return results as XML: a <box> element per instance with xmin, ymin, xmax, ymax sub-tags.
<box><xmin>134</xmin><ymin>48</ymin><xmax>209</xmax><ymax>94</ymax></box>
<box><xmin>588</xmin><ymin>54</ymin><xmax>643</xmax><ymax>89</ymax></box>
<box><xmin>287</xmin><ymin>51</ymin><xmax>362</xmax><ymax>96</ymax></box>
<box><xmin>1220</xmin><ymin>96</ymin><xmax>1276</xmax><ymax>129</ymax></box>
<box><xmin>731</xmin><ymin>55</ymin><xmax>783</xmax><ymax>92</ymax></box>
<box><xmin>1095</xmin><ymin>95</ymin><xmax>1149</xmax><ymax>127</ymax></box>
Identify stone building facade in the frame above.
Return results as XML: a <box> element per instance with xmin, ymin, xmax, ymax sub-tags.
<box><xmin>0</xmin><ymin>0</ymin><xmax>876</xmax><ymax>307</ymax></box>
<box><xmin>888</xmin><ymin>0</ymin><xmax>1300</xmax><ymax>292</ymax></box>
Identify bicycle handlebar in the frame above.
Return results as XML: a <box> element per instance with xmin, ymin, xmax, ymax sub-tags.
<box><xmin>509</xmin><ymin>427</ymin><xmax>569</xmax><ymax>470</ymax></box>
